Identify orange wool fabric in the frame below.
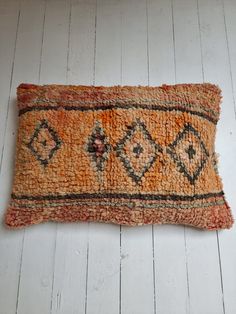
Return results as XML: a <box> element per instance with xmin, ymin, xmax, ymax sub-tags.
<box><xmin>5</xmin><ymin>83</ymin><xmax>234</xmax><ymax>230</ymax></box>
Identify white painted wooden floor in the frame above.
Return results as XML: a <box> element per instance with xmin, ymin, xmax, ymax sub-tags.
<box><xmin>0</xmin><ymin>0</ymin><xmax>236</xmax><ymax>313</ymax></box>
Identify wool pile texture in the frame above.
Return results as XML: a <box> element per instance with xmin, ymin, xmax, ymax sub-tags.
<box><xmin>5</xmin><ymin>83</ymin><xmax>234</xmax><ymax>230</ymax></box>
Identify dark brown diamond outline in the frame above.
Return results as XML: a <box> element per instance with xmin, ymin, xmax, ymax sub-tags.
<box><xmin>27</xmin><ymin>119</ymin><xmax>62</xmax><ymax>166</ymax></box>
<box><xmin>115</xmin><ymin>119</ymin><xmax>162</xmax><ymax>184</ymax></box>
<box><xmin>167</xmin><ymin>123</ymin><xmax>209</xmax><ymax>185</ymax></box>
<box><xmin>86</xmin><ymin>121</ymin><xmax>111</xmax><ymax>172</ymax></box>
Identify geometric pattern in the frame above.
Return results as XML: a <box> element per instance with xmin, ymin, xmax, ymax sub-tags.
<box><xmin>115</xmin><ymin>119</ymin><xmax>162</xmax><ymax>184</ymax></box>
<box><xmin>167</xmin><ymin>123</ymin><xmax>209</xmax><ymax>185</ymax></box>
<box><xmin>86</xmin><ymin>121</ymin><xmax>111</xmax><ymax>172</ymax></box>
<box><xmin>26</xmin><ymin>119</ymin><xmax>62</xmax><ymax>166</ymax></box>
<box><xmin>7</xmin><ymin>83</ymin><xmax>233</xmax><ymax>230</ymax></box>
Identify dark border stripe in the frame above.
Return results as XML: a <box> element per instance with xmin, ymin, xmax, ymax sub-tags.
<box><xmin>18</xmin><ymin>103</ymin><xmax>217</xmax><ymax>124</ymax></box>
<box><xmin>11</xmin><ymin>191</ymin><xmax>224</xmax><ymax>202</ymax></box>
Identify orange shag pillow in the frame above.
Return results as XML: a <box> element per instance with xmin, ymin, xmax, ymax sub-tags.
<box><xmin>5</xmin><ymin>83</ymin><xmax>234</xmax><ymax>230</ymax></box>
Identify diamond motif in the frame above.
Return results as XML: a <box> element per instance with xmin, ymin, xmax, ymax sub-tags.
<box><xmin>87</xmin><ymin>121</ymin><xmax>111</xmax><ymax>171</ymax></box>
<box><xmin>167</xmin><ymin>123</ymin><xmax>209</xmax><ymax>185</ymax></box>
<box><xmin>27</xmin><ymin>119</ymin><xmax>62</xmax><ymax>166</ymax></box>
<box><xmin>115</xmin><ymin>119</ymin><xmax>162</xmax><ymax>184</ymax></box>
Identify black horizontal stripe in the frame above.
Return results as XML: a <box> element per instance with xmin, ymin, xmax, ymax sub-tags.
<box><xmin>11</xmin><ymin>191</ymin><xmax>224</xmax><ymax>202</ymax></box>
<box><xmin>18</xmin><ymin>103</ymin><xmax>217</xmax><ymax>124</ymax></box>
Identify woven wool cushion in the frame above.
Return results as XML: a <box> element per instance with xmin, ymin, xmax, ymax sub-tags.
<box><xmin>5</xmin><ymin>83</ymin><xmax>234</xmax><ymax>230</ymax></box>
